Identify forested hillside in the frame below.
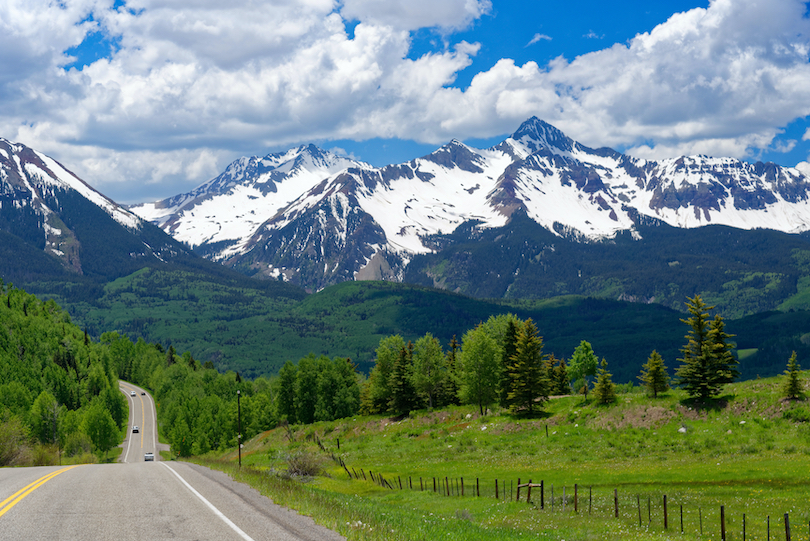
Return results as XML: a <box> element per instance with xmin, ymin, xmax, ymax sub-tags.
<box><xmin>0</xmin><ymin>282</ymin><xmax>127</xmax><ymax>465</ymax></box>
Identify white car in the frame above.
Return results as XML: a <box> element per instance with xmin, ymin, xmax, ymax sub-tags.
<box><xmin>144</xmin><ymin>452</ymin><xmax>154</xmax><ymax>461</ymax></box>
<box><xmin>132</xmin><ymin>426</ymin><xmax>139</xmax><ymax>433</ymax></box>
<box><xmin>130</xmin><ymin>391</ymin><xmax>136</xmax><ymax>396</ymax></box>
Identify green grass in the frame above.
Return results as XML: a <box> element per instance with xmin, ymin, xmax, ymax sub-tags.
<box><xmin>195</xmin><ymin>374</ymin><xmax>810</xmax><ymax>540</ymax></box>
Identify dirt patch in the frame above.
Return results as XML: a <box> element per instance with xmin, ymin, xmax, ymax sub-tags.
<box><xmin>590</xmin><ymin>405</ymin><xmax>678</xmax><ymax>430</ymax></box>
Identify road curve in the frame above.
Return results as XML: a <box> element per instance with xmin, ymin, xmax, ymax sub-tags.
<box><xmin>0</xmin><ymin>461</ymin><xmax>346</xmax><ymax>540</ymax></box>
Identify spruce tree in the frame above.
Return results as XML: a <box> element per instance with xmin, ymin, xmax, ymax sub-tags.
<box><xmin>389</xmin><ymin>343</ymin><xmax>419</xmax><ymax>415</ymax></box>
<box><xmin>506</xmin><ymin>319</ymin><xmax>548</xmax><ymax>416</ymax></box>
<box><xmin>546</xmin><ymin>354</ymin><xmax>570</xmax><ymax>396</ymax></box>
<box><xmin>783</xmin><ymin>351</ymin><xmax>804</xmax><ymax>400</ymax></box>
<box><xmin>593</xmin><ymin>358</ymin><xmax>616</xmax><ymax>405</ymax></box>
<box><xmin>675</xmin><ymin>296</ymin><xmax>738</xmax><ymax>400</ymax></box>
<box><xmin>498</xmin><ymin>319</ymin><xmax>519</xmax><ymax>408</ymax></box>
<box><xmin>638</xmin><ymin>350</ymin><xmax>669</xmax><ymax>398</ymax></box>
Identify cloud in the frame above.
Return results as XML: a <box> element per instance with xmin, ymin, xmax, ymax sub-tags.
<box><xmin>804</xmin><ymin>128</ymin><xmax>810</xmax><ymax>141</ymax></box>
<box><xmin>340</xmin><ymin>0</ymin><xmax>492</xmax><ymax>31</ymax></box>
<box><xmin>2</xmin><ymin>0</ymin><xmax>810</xmax><ymax>203</ymax></box>
<box><xmin>582</xmin><ymin>30</ymin><xmax>603</xmax><ymax>39</ymax></box>
<box><xmin>526</xmin><ymin>33</ymin><xmax>552</xmax><ymax>47</ymax></box>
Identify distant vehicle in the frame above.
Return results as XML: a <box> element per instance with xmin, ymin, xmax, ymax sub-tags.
<box><xmin>141</xmin><ymin>391</ymin><xmax>146</xmax><ymax>395</ymax></box>
<box><xmin>144</xmin><ymin>452</ymin><xmax>154</xmax><ymax>461</ymax></box>
<box><xmin>130</xmin><ymin>391</ymin><xmax>136</xmax><ymax>396</ymax></box>
<box><xmin>132</xmin><ymin>426</ymin><xmax>139</xmax><ymax>433</ymax></box>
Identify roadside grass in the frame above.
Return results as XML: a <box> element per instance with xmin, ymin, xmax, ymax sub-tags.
<box><xmin>197</xmin><ymin>374</ymin><xmax>810</xmax><ymax>540</ymax></box>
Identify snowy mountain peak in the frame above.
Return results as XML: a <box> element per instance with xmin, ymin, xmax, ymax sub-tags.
<box><xmin>509</xmin><ymin>116</ymin><xmax>577</xmax><ymax>155</ymax></box>
<box><xmin>0</xmin><ymin>138</ymin><xmax>142</xmax><ymax>231</ymax></box>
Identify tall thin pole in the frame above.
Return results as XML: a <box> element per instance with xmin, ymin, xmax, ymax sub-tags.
<box><xmin>237</xmin><ymin>390</ymin><xmax>242</xmax><ymax>468</ymax></box>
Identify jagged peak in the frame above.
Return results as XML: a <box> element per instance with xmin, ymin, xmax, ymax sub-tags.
<box><xmin>510</xmin><ymin>117</ymin><xmax>576</xmax><ymax>154</ymax></box>
<box><xmin>420</xmin><ymin>138</ymin><xmax>485</xmax><ymax>174</ymax></box>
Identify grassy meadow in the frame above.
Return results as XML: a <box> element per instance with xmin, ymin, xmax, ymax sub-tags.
<box><xmin>193</xmin><ymin>374</ymin><xmax>810</xmax><ymax>541</ymax></box>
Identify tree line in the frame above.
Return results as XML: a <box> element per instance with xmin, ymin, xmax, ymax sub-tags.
<box><xmin>0</xmin><ymin>282</ymin><xmax>126</xmax><ymax>465</ymax></box>
<box><xmin>4</xmin><ymin>283</ymin><xmax>800</xmax><ymax>463</ymax></box>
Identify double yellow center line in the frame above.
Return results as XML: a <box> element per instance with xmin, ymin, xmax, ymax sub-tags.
<box><xmin>0</xmin><ymin>465</ymin><xmax>80</xmax><ymax>519</ymax></box>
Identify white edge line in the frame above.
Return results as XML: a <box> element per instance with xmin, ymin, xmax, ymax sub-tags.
<box><xmin>161</xmin><ymin>463</ymin><xmax>255</xmax><ymax>541</ymax></box>
<box><xmin>119</xmin><ymin>384</ymin><xmax>134</xmax><ymax>463</ymax></box>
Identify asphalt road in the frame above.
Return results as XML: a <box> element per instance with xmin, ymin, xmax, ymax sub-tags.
<box><xmin>0</xmin><ymin>385</ymin><xmax>345</xmax><ymax>541</ymax></box>
<box><xmin>119</xmin><ymin>381</ymin><xmax>163</xmax><ymax>463</ymax></box>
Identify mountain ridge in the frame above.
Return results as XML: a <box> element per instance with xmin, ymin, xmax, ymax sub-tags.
<box><xmin>127</xmin><ymin>117</ymin><xmax>810</xmax><ymax>294</ymax></box>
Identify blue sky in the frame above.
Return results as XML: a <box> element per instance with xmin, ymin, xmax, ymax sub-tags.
<box><xmin>2</xmin><ymin>0</ymin><xmax>810</xmax><ymax>203</ymax></box>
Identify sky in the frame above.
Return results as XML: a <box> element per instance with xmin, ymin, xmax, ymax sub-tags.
<box><xmin>2</xmin><ymin>0</ymin><xmax>810</xmax><ymax>204</ymax></box>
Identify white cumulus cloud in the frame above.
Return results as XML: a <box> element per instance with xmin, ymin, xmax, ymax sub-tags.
<box><xmin>1</xmin><ymin>0</ymin><xmax>809</xmax><ymax>204</ymax></box>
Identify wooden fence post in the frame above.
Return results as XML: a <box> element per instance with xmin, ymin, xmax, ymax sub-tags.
<box><xmin>589</xmin><ymin>486</ymin><xmax>592</xmax><ymax>515</ymax></box>
<box><xmin>721</xmin><ymin>505</ymin><xmax>726</xmax><ymax>541</ymax></box>
<box><xmin>461</xmin><ymin>477</ymin><xmax>464</xmax><ymax>497</ymax></box>
<box><xmin>663</xmin><ymin>495</ymin><xmax>667</xmax><ymax>529</ymax></box>
<box><xmin>495</xmin><ymin>479</ymin><xmax>499</xmax><ymax>499</ymax></box>
<box><xmin>680</xmin><ymin>504</ymin><xmax>683</xmax><ymax>534</ymax></box>
<box><xmin>614</xmin><ymin>489</ymin><xmax>618</xmax><ymax>518</ymax></box>
<box><xmin>574</xmin><ymin>484</ymin><xmax>578</xmax><ymax>513</ymax></box>
<box><xmin>527</xmin><ymin>480</ymin><xmax>532</xmax><ymax>504</ymax></box>
<box><xmin>541</xmin><ymin>481</ymin><xmax>544</xmax><ymax>510</ymax></box>
<box><xmin>433</xmin><ymin>477</ymin><xmax>436</xmax><ymax>492</ymax></box>
<box><xmin>637</xmin><ymin>495</ymin><xmax>642</xmax><ymax>527</ymax></box>
<box><xmin>743</xmin><ymin>513</ymin><xmax>746</xmax><ymax>541</ymax></box>
<box><xmin>516</xmin><ymin>478</ymin><xmax>521</xmax><ymax>502</ymax></box>
<box><xmin>785</xmin><ymin>512</ymin><xmax>791</xmax><ymax>541</ymax></box>
<box><xmin>476</xmin><ymin>478</ymin><xmax>479</xmax><ymax>497</ymax></box>
<box><xmin>647</xmin><ymin>496</ymin><xmax>651</xmax><ymax>525</ymax></box>
<box><xmin>398</xmin><ymin>476</ymin><xmax>402</xmax><ymax>490</ymax></box>
<box><xmin>420</xmin><ymin>477</ymin><xmax>423</xmax><ymax>491</ymax></box>
<box><xmin>699</xmin><ymin>508</ymin><xmax>703</xmax><ymax>535</ymax></box>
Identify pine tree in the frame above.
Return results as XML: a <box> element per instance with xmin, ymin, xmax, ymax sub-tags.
<box><xmin>499</xmin><ymin>319</ymin><xmax>520</xmax><ymax>408</ymax></box>
<box><xmin>389</xmin><ymin>343</ymin><xmax>419</xmax><ymax>415</ymax></box>
<box><xmin>638</xmin><ymin>350</ymin><xmax>669</xmax><ymax>398</ymax></box>
<box><xmin>545</xmin><ymin>354</ymin><xmax>570</xmax><ymax>396</ymax></box>
<box><xmin>507</xmin><ymin>319</ymin><xmax>548</xmax><ymax>416</ymax></box>
<box><xmin>783</xmin><ymin>351</ymin><xmax>804</xmax><ymax>400</ymax></box>
<box><xmin>675</xmin><ymin>296</ymin><xmax>738</xmax><ymax>400</ymax></box>
<box><xmin>593</xmin><ymin>358</ymin><xmax>616</xmax><ymax>405</ymax></box>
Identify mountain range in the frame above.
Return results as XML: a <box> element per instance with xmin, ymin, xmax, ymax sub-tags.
<box><xmin>4</xmin><ymin>118</ymin><xmax>810</xmax><ymax>317</ymax></box>
<box><xmin>127</xmin><ymin>117</ymin><xmax>810</xmax><ymax>314</ymax></box>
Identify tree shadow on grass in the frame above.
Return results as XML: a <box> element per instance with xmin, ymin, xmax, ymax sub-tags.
<box><xmin>679</xmin><ymin>394</ymin><xmax>735</xmax><ymax>413</ymax></box>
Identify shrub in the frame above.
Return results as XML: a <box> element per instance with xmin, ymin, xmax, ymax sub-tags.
<box><xmin>285</xmin><ymin>451</ymin><xmax>325</xmax><ymax>477</ymax></box>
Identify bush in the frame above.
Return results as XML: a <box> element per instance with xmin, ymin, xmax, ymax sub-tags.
<box><xmin>285</xmin><ymin>451</ymin><xmax>325</xmax><ymax>477</ymax></box>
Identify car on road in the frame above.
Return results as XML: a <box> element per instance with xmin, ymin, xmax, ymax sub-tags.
<box><xmin>141</xmin><ymin>391</ymin><xmax>146</xmax><ymax>395</ymax></box>
<box><xmin>144</xmin><ymin>452</ymin><xmax>154</xmax><ymax>461</ymax></box>
<box><xmin>130</xmin><ymin>390</ymin><xmax>136</xmax><ymax>396</ymax></box>
<box><xmin>132</xmin><ymin>426</ymin><xmax>139</xmax><ymax>433</ymax></box>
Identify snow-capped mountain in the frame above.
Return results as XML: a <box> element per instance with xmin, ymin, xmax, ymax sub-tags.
<box><xmin>129</xmin><ymin>144</ymin><xmax>370</xmax><ymax>259</ymax></box>
<box><xmin>130</xmin><ymin>117</ymin><xmax>810</xmax><ymax>291</ymax></box>
<box><xmin>0</xmin><ymin>138</ymin><xmax>187</xmax><ymax>277</ymax></box>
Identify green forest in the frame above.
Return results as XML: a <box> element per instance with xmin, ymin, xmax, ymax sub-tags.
<box><xmin>1</xmin><ymin>278</ymin><xmax>753</xmax><ymax>465</ymax></box>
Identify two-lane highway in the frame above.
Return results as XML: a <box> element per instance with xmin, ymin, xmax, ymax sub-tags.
<box><xmin>0</xmin><ymin>383</ymin><xmax>345</xmax><ymax>540</ymax></box>
<box><xmin>118</xmin><ymin>381</ymin><xmax>160</xmax><ymax>462</ymax></box>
